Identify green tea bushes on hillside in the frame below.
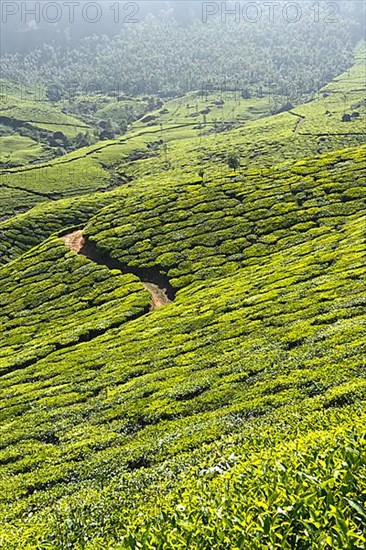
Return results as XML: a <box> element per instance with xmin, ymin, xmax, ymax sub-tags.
<box><xmin>0</xmin><ymin>186</ymin><xmax>42</xmax><ymax>222</ymax></box>
<box><xmin>94</xmin><ymin>97</ymin><xmax>149</xmax><ymax>127</ymax></box>
<box><xmin>119</xmin><ymin>110</ymin><xmax>297</xmax><ymax>186</ymax></box>
<box><xmin>116</xmin><ymin>48</ymin><xmax>366</xmax><ymax>184</ymax></box>
<box><xmin>0</xmin><ymin>81</ymin><xmax>98</xmax><ymax>168</ymax></box>
<box><xmin>2</xmin><ymin>395</ymin><xmax>366</xmax><ymax>548</ymax></box>
<box><xmin>1</xmin><ymin>156</ymin><xmax>110</xmax><ymax>197</ymax></box>
<box><xmin>292</xmin><ymin>63</ymin><xmax>366</xmax><ymax>138</ymax></box>
<box><xmin>1</xmin><ymin>48</ymin><xmax>364</xmax><ymax>221</ymax></box>
<box><xmin>143</xmin><ymin>91</ymin><xmax>273</xmax><ymax>130</ymax></box>
<box><xmin>116</xmin><ymin>412</ymin><xmax>366</xmax><ymax>550</ymax></box>
<box><xmin>38</xmin><ymin>407</ymin><xmax>365</xmax><ymax>550</ymax></box>
<box><xmin>0</xmin><ymin>120</ymin><xmax>165</xmax><ymax>218</ymax></box>
<box><xmin>0</xmin><ymin>87</ymin><xmax>93</xmax><ymax>139</ymax></box>
<box><xmin>0</xmin><ymin>235</ymin><xmax>150</xmax><ymax>375</ymax></box>
<box><xmin>0</xmin><ymin>156</ymin><xmax>111</xmax><ymax>218</ymax></box>
<box><xmin>117</xmin><ymin>103</ymin><xmax>364</xmax><ymax>194</ymax></box>
<box><xmin>0</xmin><ymin>189</ymin><xmax>127</xmax><ymax>265</ymax></box>
<box><xmin>325</xmin><ymin>42</ymin><xmax>366</xmax><ymax>93</ymax></box>
<box><xmin>84</xmin><ymin>145</ymin><xmax>366</xmax><ymax>290</ymax></box>
<box><xmin>0</xmin><ymin>192</ymin><xmax>364</xmax><ymax>539</ymax></box>
<box><xmin>86</xmin><ymin>132</ymin><xmax>154</xmax><ymax>168</ymax></box>
<box><xmin>0</xmin><ymin>135</ymin><xmax>49</xmax><ymax>167</ymax></box>
<box><xmin>0</xmin><ymin>48</ymin><xmax>365</xmax><ymax>549</ymax></box>
<box><xmin>284</xmin><ymin>45</ymin><xmax>366</xmax><ymax>157</ymax></box>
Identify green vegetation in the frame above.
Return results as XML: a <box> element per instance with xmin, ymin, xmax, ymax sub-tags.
<box><xmin>84</xmin><ymin>145</ymin><xmax>366</xmax><ymax>290</ymax></box>
<box><xmin>0</xmin><ymin>235</ymin><xmax>150</xmax><ymax>375</ymax></box>
<box><xmin>0</xmin><ymin>80</ymin><xmax>97</xmax><ymax>167</ymax></box>
<box><xmin>42</xmin><ymin>408</ymin><xmax>365</xmax><ymax>549</ymax></box>
<box><xmin>0</xmin><ymin>151</ymin><xmax>365</xmax><ymax>544</ymax></box>
<box><xmin>1</xmin><ymin>5</ymin><xmax>361</xmax><ymax>99</ymax></box>
<box><xmin>0</xmin><ymin>191</ymin><xmax>124</xmax><ymax>264</ymax></box>
<box><xmin>1</xmin><ymin>43</ymin><xmax>365</xmax><ymax>220</ymax></box>
<box><xmin>0</xmin><ymin>81</ymin><xmax>155</xmax><ymax>168</ymax></box>
<box><xmin>0</xmin><ymin>33</ymin><xmax>365</xmax><ymax>550</ymax></box>
<box><xmin>0</xmin><ymin>135</ymin><xmax>45</xmax><ymax>166</ymax></box>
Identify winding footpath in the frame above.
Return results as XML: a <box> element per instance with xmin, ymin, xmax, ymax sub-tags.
<box><xmin>62</xmin><ymin>230</ymin><xmax>172</xmax><ymax>310</ymax></box>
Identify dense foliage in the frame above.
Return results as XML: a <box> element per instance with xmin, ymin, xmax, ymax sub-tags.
<box><xmin>1</xmin><ymin>2</ymin><xmax>363</xmax><ymax>101</ymax></box>
<box><xmin>0</xmin><ymin>34</ymin><xmax>365</xmax><ymax>550</ymax></box>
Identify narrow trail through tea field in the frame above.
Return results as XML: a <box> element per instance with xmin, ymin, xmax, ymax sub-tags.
<box><xmin>62</xmin><ymin>230</ymin><xmax>174</xmax><ymax>309</ymax></box>
<box><xmin>289</xmin><ymin>111</ymin><xmax>305</xmax><ymax>133</ymax></box>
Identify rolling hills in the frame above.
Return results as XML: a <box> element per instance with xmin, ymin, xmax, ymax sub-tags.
<box><xmin>0</xmin><ymin>43</ymin><xmax>365</xmax><ymax>549</ymax></box>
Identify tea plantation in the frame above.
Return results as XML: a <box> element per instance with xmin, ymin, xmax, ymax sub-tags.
<box><xmin>0</xmin><ymin>46</ymin><xmax>365</xmax><ymax>549</ymax></box>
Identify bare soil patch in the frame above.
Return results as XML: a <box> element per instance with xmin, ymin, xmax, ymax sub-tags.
<box><xmin>61</xmin><ymin>230</ymin><xmax>173</xmax><ymax>309</ymax></box>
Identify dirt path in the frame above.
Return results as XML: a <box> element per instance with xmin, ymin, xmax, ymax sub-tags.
<box><xmin>289</xmin><ymin>111</ymin><xmax>305</xmax><ymax>133</ymax></box>
<box><xmin>61</xmin><ymin>230</ymin><xmax>172</xmax><ymax>310</ymax></box>
<box><xmin>62</xmin><ymin>230</ymin><xmax>85</xmax><ymax>253</ymax></box>
<box><xmin>142</xmin><ymin>282</ymin><xmax>171</xmax><ymax>309</ymax></box>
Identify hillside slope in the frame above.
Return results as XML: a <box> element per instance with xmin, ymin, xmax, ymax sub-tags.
<box><xmin>0</xmin><ymin>47</ymin><xmax>365</xmax><ymax>549</ymax></box>
<box><xmin>0</xmin><ymin>44</ymin><xmax>365</xmax><ymax>223</ymax></box>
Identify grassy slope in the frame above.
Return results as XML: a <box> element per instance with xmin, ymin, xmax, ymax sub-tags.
<box><xmin>0</xmin><ymin>80</ymin><xmax>96</xmax><ymax>169</ymax></box>
<box><xmin>0</xmin><ymin>46</ymin><xmax>365</xmax><ymax>548</ymax></box>
<box><xmin>0</xmin><ymin>236</ymin><xmax>151</xmax><ymax>374</ymax></box>
<box><xmin>0</xmin><ymin>135</ymin><xmax>45</xmax><ymax>166</ymax></box>
<box><xmin>83</xmin><ymin>145</ymin><xmax>365</xmax><ymax>290</ymax></box>
<box><xmin>0</xmin><ymin>157</ymin><xmax>365</xmax><ymax>545</ymax></box>
<box><xmin>0</xmin><ymin>44</ymin><xmax>364</xmax><ymax>221</ymax></box>
<box><xmin>0</xmin><ymin>80</ymin><xmax>93</xmax><ymax>137</ymax></box>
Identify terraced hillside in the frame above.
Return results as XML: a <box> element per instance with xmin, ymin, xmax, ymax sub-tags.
<box><xmin>1</xmin><ymin>44</ymin><xmax>365</xmax><ymax>222</ymax></box>
<box><xmin>0</xmin><ymin>46</ymin><xmax>365</xmax><ymax>549</ymax></box>
<box><xmin>0</xmin><ymin>80</ymin><xmax>97</xmax><ymax>168</ymax></box>
<box><xmin>0</xmin><ymin>80</ymin><xmax>157</xmax><ymax>170</ymax></box>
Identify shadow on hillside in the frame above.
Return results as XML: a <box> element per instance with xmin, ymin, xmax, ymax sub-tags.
<box><xmin>61</xmin><ymin>230</ymin><xmax>175</xmax><ymax>309</ymax></box>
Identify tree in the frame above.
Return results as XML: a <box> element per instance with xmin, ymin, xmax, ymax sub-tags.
<box><xmin>46</xmin><ymin>85</ymin><xmax>62</xmax><ymax>102</ymax></box>
<box><xmin>74</xmin><ymin>132</ymin><xmax>92</xmax><ymax>148</ymax></box>
<box><xmin>227</xmin><ymin>153</ymin><xmax>240</xmax><ymax>172</ymax></box>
